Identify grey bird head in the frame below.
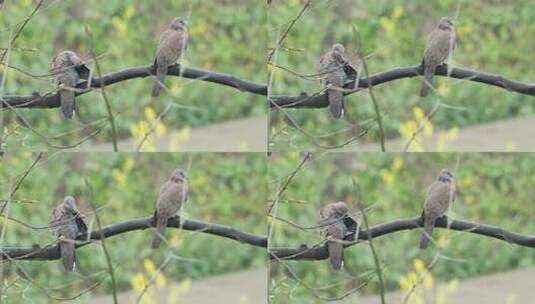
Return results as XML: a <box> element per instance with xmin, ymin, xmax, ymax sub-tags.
<box><xmin>437</xmin><ymin>169</ymin><xmax>454</xmax><ymax>183</ymax></box>
<box><xmin>170</xmin><ymin>169</ymin><xmax>187</xmax><ymax>183</ymax></box>
<box><xmin>331</xmin><ymin>201</ymin><xmax>350</xmax><ymax>217</ymax></box>
<box><xmin>170</xmin><ymin>17</ymin><xmax>188</xmax><ymax>31</ymax></box>
<box><xmin>59</xmin><ymin>51</ymin><xmax>84</xmax><ymax>66</ymax></box>
<box><xmin>332</xmin><ymin>43</ymin><xmax>345</xmax><ymax>53</ymax></box>
<box><xmin>63</xmin><ymin>196</ymin><xmax>78</xmax><ymax>211</ymax></box>
<box><xmin>437</xmin><ymin>17</ymin><xmax>454</xmax><ymax>30</ymax></box>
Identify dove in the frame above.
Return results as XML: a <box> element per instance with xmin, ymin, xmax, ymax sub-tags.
<box><xmin>420</xmin><ymin>169</ymin><xmax>456</xmax><ymax>249</ymax></box>
<box><xmin>318</xmin><ymin>201</ymin><xmax>358</xmax><ymax>271</ymax></box>
<box><xmin>152</xmin><ymin>169</ymin><xmax>189</xmax><ymax>249</ymax></box>
<box><xmin>420</xmin><ymin>17</ymin><xmax>456</xmax><ymax>97</ymax></box>
<box><xmin>319</xmin><ymin>43</ymin><xmax>358</xmax><ymax>119</ymax></box>
<box><xmin>49</xmin><ymin>196</ymin><xmax>88</xmax><ymax>272</ymax></box>
<box><xmin>152</xmin><ymin>17</ymin><xmax>188</xmax><ymax>97</ymax></box>
<box><xmin>49</xmin><ymin>51</ymin><xmax>90</xmax><ymax>119</ymax></box>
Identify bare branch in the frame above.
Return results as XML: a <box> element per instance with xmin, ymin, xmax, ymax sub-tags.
<box><xmin>269</xmin><ymin>216</ymin><xmax>535</xmax><ymax>261</ymax></box>
<box><xmin>0</xmin><ymin>217</ymin><xmax>267</xmax><ymax>261</ymax></box>
<box><xmin>270</xmin><ymin>65</ymin><xmax>535</xmax><ymax>108</ymax></box>
<box><xmin>1</xmin><ymin>65</ymin><xmax>267</xmax><ymax>109</ymax></box>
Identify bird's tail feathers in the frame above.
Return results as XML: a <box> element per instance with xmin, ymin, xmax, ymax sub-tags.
<box><xmin>152</xmin><ymin>216</ymin><xmax>168</xmax><ymax>249</ymax></box>
<box><xmin>152</xmin><ymin>65</ymin><xmax>168</xmax><ymax>97</ymax></box>
<box><xmin>328</xmin><ymin>241</ymin><xmax>344</xmax><ymax>271</ymax></box>
<box><xmin>60</xmin><ymin>89</ymin><xmax>75</xmax><ymax>119</ymax></box>
<box><xmin>420</xmin><ymin>65</ymin><xmax>435</xmax><ymax>97</ymax></box>
<box><xmin>419</xmin><ymin>216</ymin><xmax>435</xmax><ymax>249</ymax></box>
<box><xmin>327</xmin><ymin>89</ymin><xmax>344</xmax><ymax>119</ymax></box>
<box><xmin>60</xmin><ymin>241</ymin><xmax>76</xmax><ymax>272</ymax></box>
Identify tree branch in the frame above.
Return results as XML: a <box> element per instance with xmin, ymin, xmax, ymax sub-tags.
<box><xmin>269</xmin><ymin>216</ymin><xmax>535</xmax><ymax>261</ymax></box>
<box><xmin>1</xmin><ymin>65</ymin><xmax>267</xmax><ymax>109</ymax></box>
<box><xmin>4</xmin><ymin>215</ymin><xmax>534</xmax><ymax>263</ymax></box>
<box><xmin>0</xmin><ymin>216</ymin><xmax>267</xmax><ymax>261</ymax></box>
<box><xmin>269</xmin><ymin>65</ymin><xmax>535</xmax><ymax>108</ymax></box>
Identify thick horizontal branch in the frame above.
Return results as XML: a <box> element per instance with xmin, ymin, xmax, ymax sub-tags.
<box><xmin>1</xmin><ymin>65</ymin><xmax>267</xmax><ymax>109</ymax></box>
<box><xmin>0</xmin><ymin>216</ymin><xmax>267</xmax><ymax>261</ymax></box>
<box><xmin>269</xmin><ymin>216</ymin><xmax>535</xmax><ymax>261</ymax></box>
<box><xmin>270</xmin><ymin>65</ymin><xmax>535</xmax><ymax>108</ymax></box>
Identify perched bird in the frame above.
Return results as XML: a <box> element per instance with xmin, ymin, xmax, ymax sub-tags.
<box><xmin>420</xmin><ymin>169</ymin><xmax>456</xmax><ymax>249</ymax></box>
<box><xmin>318</xmin><ymin>201</ymin><xmax>358</xmax><ymax>271</ymax></box>
<box><xmin>49</xmin><ymin>196</ymin><xmax>88</xmax><ymax>272</ymax></box>
<box><xmin>420</xmin><ymin>17</ymin><xmax>456</xmax><ymax>97</ymax></box>
<box><xmin>49</xmin><ymin>51</ymin><xmax>90</xmax><ymax>119</ymax></box>
<box><xmin>319</xmin><ymin>43</ymin><xmax>358</xmax><ymax>119</ymax></box>
<box><xmin>152</xmin><ymin>17</ymin><xmax>188</xmax><ymax>97</ymax></box>
<box><xmin>152</xmin><ymin>169</ymin><xmax>189</xmax><ymax>249</ymax></box>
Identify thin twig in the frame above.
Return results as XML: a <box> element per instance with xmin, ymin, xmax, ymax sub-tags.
<box><xmin>352</xmin><ymin>179</ymin><xmax>385</xmax><ymax>304</ymax></box>
<box><xmin>86</xmin><ymin>27</ymin><xmax>118</xmax><ymax>152</ymax></box>
<box><xmin>84</xmin><ymin>179</ymin><xmax>118</xmax><ymax>304</ymax></box>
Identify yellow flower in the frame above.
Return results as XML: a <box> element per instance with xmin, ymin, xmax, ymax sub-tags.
<box><xmin>458</xmin><ymin>24</ymin><xmax>473</xmax><ymax>39</ymax></box>
<box><xmin>144</xmin><ymin>107</ymin><xmax>157</xmax><ymax>121</ymax></box>
<box><xmin>423</xmin><ymin>121</ymin><xmax>434</xmax><ymax>137</ymax></box>
<box><xmin>379</xmin><ymin>168</ymin><xmax>395</xmax><ymax>187</ymax></box>
<box><xmin>144</xmin><ymin>259</ymin><xmax>156</xmax><ymax>274</ymax></box>
<box><xmin>124</xmin><ymin>158</ymin><xmax>135</xmax><ymax>171</ymax></box>
<box><xmin>392</xmin><ymin>157</ymin><xmax>403</xmax><ymax>171</ymax></box>
<box><xmin>392</xmin><ymin>6</ymin><xmax>403</xmax><ymax>19</ymax></box>
<box><xmin>413</xmin><ymin>259</ymin><xmax>426</xmax><ymax>273</ymax></box>
<box><xmin>399</xmin><ymin>120</ymin><xmax>418</xmax><ymax>139</ymax></box>
<box><xmin>112</xmin><ymin>169</ymin><xmax>127</xmax><ymax>187</ymax></box>
<box><xmin>131</xmin><ymin>273</ymin><xmax>147</xmax><ymax>292</ymax></box>
<box><xmin>123</xmin><ymin>6</ymin><xmax>136</xmax><ymax>20</ymax></box>
<box><xmin>380</xmin><ymin>17</ymin><xmax>395</xmax><ymax>34</ymax></box>
<box><xmin>189</xmin><ymin>23</ymin><xmax>208</xmax><ymax>36</ymax></box>
<box><xmin>112</xmin><ymin>17</ymin><xmax>127</xmax><ymax>36</ymax></box>
<box><xmin>413</xmin><ymin>107</ymin><xmax>425</xmax><ymax>121</ymax></box>
<box><xmin>460</xmin><ymin>175</ymin><xmax>473</xmax><ymax>188</ymax></box>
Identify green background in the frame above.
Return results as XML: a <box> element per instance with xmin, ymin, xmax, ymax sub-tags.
<box><xmin>269</xmin><ymin>0</ymin><xmax>535</xmax><ymax>150</ymax></box>
<box><xmin>268</xmin><ymin>152</ymin><xmax>535</xmax><ymax>302</ymax></box>
<box><xmin>0</xmin><ymin>152</ymin><xmax>266</xmax><ymax>302</ymax></box>
<box><xmin>1</xmin><ymin>0</ymin><xmax>266</xmax><ymax>150</ymax></box>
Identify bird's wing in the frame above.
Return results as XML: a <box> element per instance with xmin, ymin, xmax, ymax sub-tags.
<box><xmin>75</xmin><ymin>64</ymin><xmax>91</xmax><ymax>80</ymax></box>
<box><xmin>73</xmin><ymin>210</ymin><xmax>88</xmax><ymax>234</ymax></box>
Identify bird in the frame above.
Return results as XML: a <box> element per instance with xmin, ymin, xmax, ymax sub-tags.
<box><xmin>318</xmin><ymin>43</ymin><xmax>358</xmax><ymax>119</ymax></box>
<box><xmin>152</xmin><ymin>17</ymin><xmax>188</xmax><ymax>97</ymax></box>
<box><xmin>420</xmin><ymin>17</ymin><xmax>456</xmax><ymax>97</ymax></box>
<box><xmin>318</xmin><ymin>201</ymin><xmax>358</xmax><ymax>271</ymax></box>
<box><xmin>49</xmin><ymin>196</ymin><xmax>88</xmax><ymax>272</ymax></box>
<box><xmin>152</xmin><ymin>169</ymin><xmax>189</xmax><ymax>249</ymax></box>
<box><xmin>420</xmin><ymin>169</ymin><xmax>456</xmax><ymax>249</ymax></box>
<box><xmin>49</xmin><ymin>51</ymin><xmax>90</xmax><ymax>119</ymax></box>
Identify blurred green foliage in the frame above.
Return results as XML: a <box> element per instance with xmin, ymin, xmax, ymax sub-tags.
<box><xmin>269</xmin><ymin>0</ymin><xmax>535</xmax><ymax>150</ymax></box>
<box><xmin>1</xmin><ymin>0</ymin><xmax>265</xmax><ymax>150</ymax></box>
<box><xmin>0</xmin><ymin>152</ymin><xmax>266</xmax><ymax>302</ymax></box>
<box><xmin>268</xmin><ymin>152</ymin><xmax>535</xmax><ymax>302</ymax></box>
